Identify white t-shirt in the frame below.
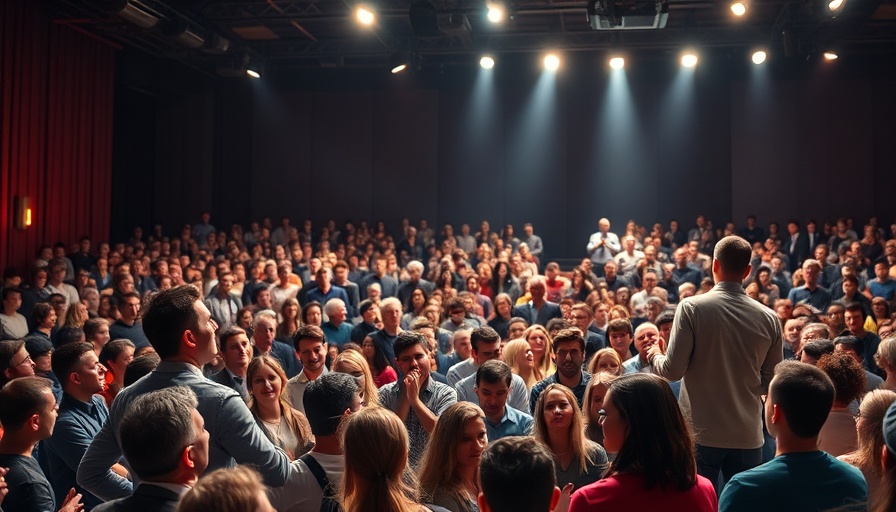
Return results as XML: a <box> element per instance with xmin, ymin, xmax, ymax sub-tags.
<box><xmin>269</xmin><ymin>451</ymin><xmax>344</xmax><ymax>512</ymax></box>
<box><xmin>0</xmin><ymin>312</ymin><xmax>28</xmax><ymax>338</ymax></box>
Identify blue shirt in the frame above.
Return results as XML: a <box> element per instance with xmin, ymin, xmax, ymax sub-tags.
<box><xmin>43</xmin><ymin>394</ymin><xmax>108</xmax><ymax>509</ymax></box>
<box><xmin>77</xmin><ymin>362</ymin><xmax>290</xmax><ymax>501</ymax></box>
<box><xmin>305</xmin><ymin>286</ymin><xmax>350</xmax><ymax>309</ymax></box>
<box><xmin>719</xmin><ymin>451</ymin><xmax>866</xmax><ymax>512</ymax></box>
<box><xmin>321</xmin><ymin>321</ymin><xmax>353</xmax><ymax>348</ymax></box>
<box><xmin>787</xmin><ymin>285</ymin><xmax>832</xmax><ymax>313</ymax></box>
<box><xmin>529</xmin><ymin>371</ymin><xmax>592</xmax><ymax>413</ymax></box>
<box><xmin>868</xmin><ymin>279</ymin><xmax>896</xmax><ymax>301</ymax></box>
<box><xmin>455</xmin><ymin>372</ymin><xmax>532</xmax><ymax>414</ymax></box>
<box><xmin>484</xmin><ymin>406</ymin><xmax>533</xmax><ymax>441</ymax></box>
<box><xmin>108</xmin><ymin>320</ymin><xmax>151</xmax><ymax>350</ymax></box>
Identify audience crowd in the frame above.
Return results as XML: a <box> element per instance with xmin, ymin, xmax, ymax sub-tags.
<box><xmin>1</xmin><ymin>212</ymin><xmax>896</xmax><ymax>511</ymax></box>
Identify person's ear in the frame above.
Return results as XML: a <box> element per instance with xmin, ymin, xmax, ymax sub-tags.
<box><xmin>182</xmin><ymin>329</ymin><xmax>197</xmax><ymax>349</ymax></box>
<box><xmin>182</xmin><ymin>444</ymin><xmax>196</xmax><ymax>469</ymax></box>
<box><xmin>741</xmin><ymin>264</ymin><xmax>753</xmax><ymax>281</ymax></box>
<box><xmin>30</xmin><ymin>413</ymin><xmax>41</xmax><ymax>432</ymax></box>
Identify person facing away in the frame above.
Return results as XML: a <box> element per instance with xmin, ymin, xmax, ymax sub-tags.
<box><xmin>718</xmin><ymin>361</ymin><xmax>867</xmax><ymax>512</ymax></box>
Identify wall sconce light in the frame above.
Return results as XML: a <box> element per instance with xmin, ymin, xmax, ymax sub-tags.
<box><xmin>14</xmin><ymin>196</ymin><xmax>32</xmax><ymax>229</ymax></box>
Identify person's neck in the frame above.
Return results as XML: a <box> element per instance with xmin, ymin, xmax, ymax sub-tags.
<box><xmin>312</xmin><ymin>434</ymin><xmax>343</xmax><ymax>455</ymax></box>
<box><xmin>38</xmin><ymin>325</ymin><xmax>52</xmax><ymax>336</ymax></box>
<box><xmin>319</xmin><ymin>284</ymin><xmax>330</xmax><ymax>293</ymax></box>
<box><xmin>775</xmin><ymin>433</ymin><xmax>821</xmax><ymax>456</ymax></box>
<box><xmin>384</xmin><ymin>324</ymin><xmax>400</xmax><ymax>336</ymax></box>
<box><xmin>486</xmin><ymin>407</ymin><xmax>506</xmax><ymax>425</ymax></box>
<box><xmin>805</xmin><ymin>281</ymin><xmax>818</xmax><ymax>291</ymax></box>
<box><xmin>166</xmin><ymin>355</ymin><xmax>202</xmax><ymax>369</ymax></box>
<box><xmin>67</xmin><ymin>386</ymin><xmax>96</xmax><ymax>404</ymax></box>
<box><xmin>120</xmin><ymin>317</ymin><xmax>136</xmax><ymax>326</ymax></box>
<box><xmin>548</xmin><ymin>431</ymin><xmax>572</xmax><ymax>455</ymax></box>
<box><xmin>531</xmin><ymin>297</ymin><xmax>545</xmax><ymax>308</ymax></box>
<box><xmin>0</xmin><ymin>435</ymin><xmax>38</xmax><ymax>457</ymax></box>
<box><xmin>557</xmin><ymin>370</ymin><xmax>581</xmax><ymax>389</ymax></box>
<box><xmin>458</xmin><ymin>465</ymin><xmax>479</xmax><ymax>496</ymax></box>
<box><xmin>2</xmin><ymin>307</ymin><xmax>16</xmax><ymax>316</ymax></box>
<box><xmin>257</xmin><ymin>401</ymin><xmax>281</xmax><ymax>422</ymax></box>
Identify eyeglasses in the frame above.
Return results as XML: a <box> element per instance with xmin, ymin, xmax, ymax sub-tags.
<box><xmin>14</xmin><ymin>354</ymin><xmax>33</xmax><ymax>367</ymax></box>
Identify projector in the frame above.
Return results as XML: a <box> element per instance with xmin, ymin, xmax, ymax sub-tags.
<box><xmin>587</xmin><ymin>0</ymin><xmax>669</xmax><ymax>30</ymax></box>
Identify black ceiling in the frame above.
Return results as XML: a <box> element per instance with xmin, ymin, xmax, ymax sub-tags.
<box><xmin>43</xmin><ymin>0</ymin><xmax>896</xmax><ymax>77</ymax></box>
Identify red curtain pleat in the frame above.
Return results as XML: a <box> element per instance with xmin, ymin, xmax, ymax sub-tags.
<box><xmin>1</xmin><ymin>0</ymin><xmax>115</xmax><ymax>272</ymax></box>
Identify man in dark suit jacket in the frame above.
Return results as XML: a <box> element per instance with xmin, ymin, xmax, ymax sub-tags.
<box><xmin>93</xmin><ymin>386</ymin><xmax>209</xmax><ymax>512</ymax></box>
<box><xmin>785</xmin><ymin>221</ymin><xmax>810</xmax><ymax>273</ymax></box>
<box><xmin>512</xmin><ymin>277</ymin><xmax>562</xmax><ymax>327</ymax></box>
<box><xmin>209</xmin><ymin>326</ymin><xmax>251</xmax><ymax>400</ymax></box>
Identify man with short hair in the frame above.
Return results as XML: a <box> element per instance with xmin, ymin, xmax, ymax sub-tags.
<box><xmin>210</xmin><ymin>326</ymin><xmax>252</xmax><ymax>399</ymax></box>
<box><xmin>78</xmin><ymin>286</ymin><xmax>290</xmax><ymax>500</ymax></box>
<box><xmin>358</xmin><ymin>256</ymin><xmax>398</xmax><ymax>300</ymax></box>
<box><xmin>594</xmin><ymin>260</ymin><xmax>626</xmax><ymax>293</ymax></box>
<box><xmin>479</xmin><ymin>437</ymin><xmax>561</xmax><ymax>512</ymax></box>
<box><xmin>623</xmin><ymin>323</ymin><xmax>660</xmax><ymax>375</ymax></box>
<box><xmin>379</xmin><ymin>331</ymin><xmax>457</xmax><ymax>466</ymax></box>
<box><xmin>305</xmin><ymin>268</ymin><xmax>350</xmax><ymax>312</ymax></box>
<box><xmin>205</xmin><ymin>271</ymin><xmax>242</xmax><ymax>330</ymax></box>
<box><xmin>456</xmin><ymin>224</ymin><xmax>477</xmax><ymax>255</ymax></box>
<box><xmin>0</xmin><ymin>288</ymin><xmax>28</xmax><ymax>339</ymax></box>
<box><xmin>529</xmin><ymin>328</ymin><xmax>592</xmax><ymax>412</ymax></box>
<box><xmin>614</xmin><ymin>235</ymin><xmax>644</xmax><ymax>276</ymax></box>
<box><xmin>92</xmin><ymin>387</ymin><xmax>208</xmax><ymax>512</ymax></box>
<box><xmin>331</xmin><ymin>260</ymin><xmax>361</xmax><ymax>319</ymax></box>
<box><xmin>252</xmin><ymin>310</ymin><xmax>301</xmax><ymax>379</ymax></box>
<box><xmin>843</xmin><ymin>302</ymin><xmax>883</xmax><ymax>376</ymax></box>
<box><xmin>718</xmin><ymin>361</ymin><xmax>866</xmax><ymax>511</ymax></box>
<box><xmin>649</xmin><ymin>236</ymin><xmax>783</xmax><ymax>493</ymax></box>
<box><xmin>521</xmin><ymin>224</ymin><xmax>544</xmax><ymax>261</ymax></box>
<box><xmin>368</xmin><ymin>297</ymin><xmax>403</xmax><ymax>367</ymax></box>
<box><xmin>350</xmin><ymin>299</ymin><xmax>380</xmax><ymax>343</ymax></box>
<box><xmin>512</xmin><ymin>277</ymin><xmax>562</xmax><ymax>327</ymax></box>
<box><xmin>270</xmin><ymin>373</ymin><xmax>361</xmax><ymax>512</ymax></box>
<box><xmin>397</xmin><ymin>261</ymin><xmax>435</xmax><ymax>307</ymax></box>
<box><xmin>586</xmin><ymin>218</ymin><xmax>621</xmax><ymax>270</ymax></box>
<box><xmin>569</xmin><ymin>303</ymin><xmax>605</xmax><ymax>363</ymax></box>
<box><xmin>320</xmin><ymin>298</ymin><xmax>353</xmax><ymax>349</ymax></box>
<box><xmin>671</xmin><ymin>247</ymin><xmax>704</xmax><ymax>292</ymax></box>
<box><xmin>0</xmin><ymin>376</ymin><xmax>83</xmax><ymax>512</ymax></box>
<box><xmin>475</xmin><ymin>360</ymin><xmax>533</xmax><ymax>441</ymax></box>
<box><xmin>108</xmin><ymin>292</ymin><xmax>151</xmax><ymax>350</ymax></box>
<box><xmin>45</xmin><ymin>260</ymin><xmax>79</xmax><ymax>309</ymax></box>
<box><xmin>866</xmin><ymin>261</ymin><xmax>896</xmax><ymax>301</ymax></box>
<box><xmin>286</xmin><ymin>325</ymin><xmax>330</xmax><ymax>414</ymax></box>
<box><xmin>788</xmin><ymin>259</ymin><xmax>832</xmax><ymax>313</ymax></box>
<box><xmin>441</xmin><ymin>297</ymin><xmax>479</xmax><ymax>333</ymax></box>
<box><xmin>451</xmin><ymin>327</ymin><xmax>531</xmax><ymax>413</ymax></box>
<box><xmin>44</xmin><ymin>342</ymin><xmax>120</xmax><ymax>509</ymax></box>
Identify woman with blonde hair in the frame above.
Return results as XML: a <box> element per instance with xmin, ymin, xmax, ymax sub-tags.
<box><xmin>583</xmin><ymin>371</ymin><xmax>620</xmax><ymax>447</ymax></box>
<box><xmin>340</xmin><ymin>407</ymin><xmax>431</xmax><ymax>512</ymax></box>
<box><xmin>247</xmin><ymin>356</ymin><xmax>313</xmax><ymax>460</ymax></box>
<box><xmin>533</xmin><ymin>384</ymin><xmax>608</xmax><ymax>492</ymax></box>
<box><xmin>523</xmin><ymin>325</ymin><xmax>556</xmax><ymax>381</ymax></box>
<box><xmin>333</xmin><ymin>348</ymin><xmax>380</xmax><ymax>407</ymax></box>
<box><xmin>587</xmin><ymin>347</ymin><xmax>624</xmax><ymax>376</ymax></box>
<box><xmin>839</xmin><ymin>389</ymin><xmax>896</xmax><ymax>501</ymax></box>
<box><xmin>83</xmin><ymin>317</ymin><xmax>110</xmax><ymax>356</ymax></box>
<box><xmin>63</xmin><ymin>300</ymin><xmax>89</xmax><ymax>328</ymax></box>
<box><xmin>419</xmin><ymin>402</ymin><xmax>487</xmax><ymax>512</ymax></box>
<box><xmin>277</xmin><ymin>298</ymin><xmax>302</xmax><ymax>342</ymax></box>
<box><xmin>502</xmin><ymin>338</ymin><xmax>537</xmax><ymax>390</ymax></box>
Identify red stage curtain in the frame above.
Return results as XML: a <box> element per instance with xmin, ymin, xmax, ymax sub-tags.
<box><xmin>1</xmin><ymin>0</ymin><xmax>115</xmax><ymax>273</ymax></box>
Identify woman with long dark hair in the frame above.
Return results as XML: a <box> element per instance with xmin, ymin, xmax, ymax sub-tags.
<box><xmin>568</xmin><ymin>373</ymin><xmax>716</xmax><ymax>512</ymax></box>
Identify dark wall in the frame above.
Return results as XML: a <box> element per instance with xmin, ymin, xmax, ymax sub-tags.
<box><xmin>110</xmin><ymin>52</ymin><xmax>896</xmax><ymax>260</ymax></box>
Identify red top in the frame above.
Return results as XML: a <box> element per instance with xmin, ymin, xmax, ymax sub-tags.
<box><xmin>373</xmin><ymin>366</ymin><xmax>398</xmax><ymax>388</ymax></box>
<box><xmin>568</xmin><ymin>473</ymin><xmax>718</xmax><ymax>512</ymax></box>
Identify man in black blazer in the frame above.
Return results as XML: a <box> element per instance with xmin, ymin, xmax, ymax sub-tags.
<box><xmin>785</xmin><ymin>221</ymin><xmax>810</xmax><ymax>273</ymax></box>
<box><xmin>93</xmin><ymin>387</ymin><xmax>209</xmax><ymax>512</ymax></box>
<box><xmin>512</xmin><ymin>277</ymin><xmax>562</xmax><ymax>327</ymax></box>
<box><xmin>209</xmin><ymin>326</ymin><xmax>251</xmax><ymax>400</ymax></box>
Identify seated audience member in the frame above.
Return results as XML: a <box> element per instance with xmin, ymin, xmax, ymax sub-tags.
<box><xmin>0</xmin><ymin>339</ymin><xmax>35</xmax><ymax>386</ymax></box>
<box><xmin>44</xmin><ymin>342</ymin><xmax>120</xmax><ymax>509</ymax></box>
<box><xmin>587</xmin><ymin>347</ymin><xmax>624</xmax><ymax>376</ymax></box>
<box><xmin>453</xmin><ymin>327</ymin><xmax>530</xmax><ymax>414</ymax></box>
<box><xmin>107</xmin><ymin>292</ymin><xmax>151</xmax><ymax>350</ymax></box>
<box><xmin>834</xmin><ymin>334</ymin><xmax>884</xmax><ymax>391</ymax></box>
<box><xmin>420</xmin><ymin>402</ymin><xmax>488</xmax><ymax>511</ymax></box>
<box><xmin>269</xmin><ymin>373</ymin><xmax>361</xmax><ymax>512</ymax></box>
<box><xmin>177</xmin><ymin>466</ymin><xmax>276</xmax><ymax>512</ymax></box>
<box><xmin>506</xmin><ymin>317</ymin><xmax>529</xmax><ymax>344</ymax></box>
<box><xmin>844</xmin><ymin>301</ymin><xmax>883</xmax><ymax>377</ymax></box>
<box><xmin>622</xmin><ymin>322</ymin><xmax>660</xmax><ymax>375</ymax></box>
<box><xmin>248</xmin><ymin>355</ymin><xmax>313</xmax><ymax>460</ymax></box>
<box><xmin>582</xmin><ymin>371</ymin><xmax>619</xmax><ymax>447</ymax></box>
<box><xmin>876</xmin><ymin>337</ymin><xmax>896</xmax><ymax>392</ymax></box>
<box><xmin>252</xmin><ymin>310</ymin><xmax>301</xmax><ymax>379</ymax></box>
<box><xmin>839</xmin><ymin>389</ymin><xmax>896</xmax><ymax>503</ymax></box>
<box><xmin>0</xmin><ymin>376</ymin><xmax>83</xmax><ymax>512</ymax></box>
<box><xmin>210</xmin><ymin>326</ymin><xmax>251</xmax><ymax>400</ymax></box>
<box><xmin>798</xmin><ymin>339</ymin><xmax>835</xmax><ymax>365</ymax></box>
<box><xmin>332</xmin><ymin>348</ymin><xmax>380</xmax><ymax>407</ymax></box>
<box><xmin>321</xmin><ymin>298</ymin><xmax>353</xmax><ymax>349</ymax></box>
<box><xmin>487</xmin><ymin>293</ymin><xmax>514</xmax><ymax>341</ymax></box>
<box><xmin>339</xmin><ymin>407</ymin><xmax>430</xmax><ymax>512</ymax></box>
<box><xmin>816</xmin><ymin>352</ymin><xmax>866</xmax><ymax>457</ymax></box>
<box><xmin>569</xmin><ymin>373</ymin><xmax>716</xmax><ymax>512</ymax></box>
<box><xmin>98</xmin><ymin>338</ymin><xmax>135</xmax><ymax>407</ymax></box>
<box><xmin>474</xmin><ymin>360</ymin><xmax>534</xmax><ymax>441</ymax></box>
<box><xmin>604</xmin><ymin>318</ymin><xmax>633</xmax><ymax>365</ymax></box>
<box><xmin>718</xmin><ymin>361</ymin><xmax>867</xmax><ymax>511</ymax></box>
<box><xmin>378</xmin><ymin>331</ymin><xmax>458</xmax><ymax>467</ymax></box>
<box><xmin>83</xmin><ymin>318</ymin><xmax>111</xmax><ymax>356</ymax></box>
<box><xmin>533</xmin><ymin>383</ymin><xmax>608</xmax><ymax>492</ymax></box>
<box><xmin>350</xmin><ymin>300</ymin><xmax>380</xmax><ymax>343</ymax></box>
<box><xmin>478</xmin><ymin>437</ymin><xmax>561</xmax><ymax>512</ymax></box>
<box><xmin>0</xmin><ymin>287</ymin><xmax>28</xmax><ymax>339</ymax></box>
<box><xmin>77</xmin><ymin>286</ymin><xmax>290</xmax><ymax>501</ymax></box>
<box><xmin>93</xmin><ymin>387</ymin><xmax>208</xmax><ymax>512</ymax></box>
<box><xmin>361</xmin><ymin>335</ymin><xmax>398</xmax><ymax>387</ymax></box>
<box><xmin>529</xmin><ymin>328</ymin><xmax>591</xmax><ymax>413</ymax></box>
<box><xmin>501</xmin><ymin>338</ymin><xmax>537</xmax><ymax>390</ymax></box>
